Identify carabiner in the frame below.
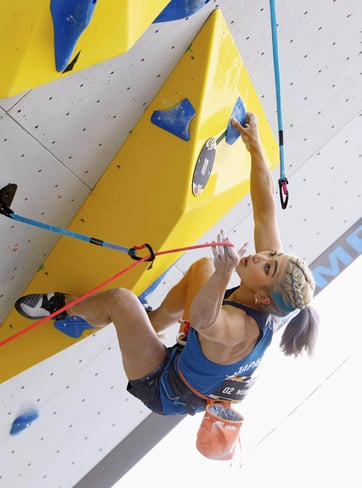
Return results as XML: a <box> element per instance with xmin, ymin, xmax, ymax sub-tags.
<box><xmin>278</xmin><ymin>177</ymin><xmax>289</xmax><ymax>209</ymax></box>
<box><xmin>128</xmin><ymin>243</ymin><xmax>156</xmax><ymax>263</ymax></box>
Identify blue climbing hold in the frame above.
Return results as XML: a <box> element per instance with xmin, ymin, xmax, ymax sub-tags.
<box><xmin>225</xmin><ymin>97</ymin><xmax>247</xmax><ymax>145</ymax></box>
<box><xmin>151</xmin><ymin>98</ymin><xmax>195</xmax><ymax>141</ymax></box>
<box><xmin>53</xmin><ymin>315</ymin><xmax>96</xmax><ymax>338</ymax></box>
<box><xmin>50</xmin><ymin>0</ymin><xmax>98</xmax><ymax>72</ymax></box>
<box><xmin>154</xmin><ymin>0</ymin><xmax>210</xmax><ymax>23</ymax></box>
<box><xmin>10</xmin><ymin>410</ymin><xmax>39</xmax><ymax>435</ymax></box>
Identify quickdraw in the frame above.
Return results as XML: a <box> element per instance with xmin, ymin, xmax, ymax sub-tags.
<box><xmin>269</xmin><ymin>0</ymin><xmax>289</xmax><ymax>209</ymax></box>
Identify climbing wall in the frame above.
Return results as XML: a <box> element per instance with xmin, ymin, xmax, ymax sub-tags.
<box><xmin>0</xmin><ymin>0</ymin><xmax>170</xmax><ymax>97</ymax></box>
<box><xmin>1</xmin><ymin>7</ymin><xmax>279</xmax><ymax>385</ymax></box>
<box><xmin>0</xmin><ymin>1</ymin><xmax>361</xmax><ymax>487</ymax></box>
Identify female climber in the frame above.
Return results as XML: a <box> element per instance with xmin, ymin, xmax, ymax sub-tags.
<box><xmin>15</xmin><ymin>112</ymin><xmax>319</xmax><ymax>416</ymax></box>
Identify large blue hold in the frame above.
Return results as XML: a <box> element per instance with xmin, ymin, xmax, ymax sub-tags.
<box><xmin>53</xmin><ymin>315</ymin><xmax>96</xmax><ymax>338</ymax></box>
<box><xmin>51</xmin><ymin>0</ymin><xmax>98</xmax><ymax>72</ymax></box>
<box><xmin>151</xmin><ymin>98</ymin><xmax>196</xmax><ymax>141</ymax></box>
<box><xmin>225</xmin><ymin>97</ymin><xmax>247</xmax><ymax>145</ymax></box>
<box><xmin>54</xmin><ymin>290</ymin><xmax>164</xmax><ymax>337</ymax></box>
<box><xmin>154</xmin><ymin>0</ymin><xmax>210</xmax><ymax>23</ymax></box>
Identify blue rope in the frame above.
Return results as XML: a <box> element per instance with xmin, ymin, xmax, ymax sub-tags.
<box><xmin>9</xmin><ymin>212</ymin><xmax>131</xmax><ymax>254</ymax></box>
<box><xmin>269</xmin><ymin>0</ymin><xmax>289</xmax><ymax>208</ymax></box>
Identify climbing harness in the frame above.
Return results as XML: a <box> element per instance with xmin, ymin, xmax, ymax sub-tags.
<box><xmin>269</xmin><ymin>0</ymin><xmax>289</xmax><ymax>209</ymax></box>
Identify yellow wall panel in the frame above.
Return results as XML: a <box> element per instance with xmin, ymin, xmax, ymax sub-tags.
<box><xmin>0</xmin><ymin>9</ymin><xmax>278</xmax><ymax>382</ymax></box>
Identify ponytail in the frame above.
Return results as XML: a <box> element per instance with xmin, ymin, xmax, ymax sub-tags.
<box><xmin>279</xmin><ymin>305</ymin><xmax>320</xmax><ymax>357</ymax></box>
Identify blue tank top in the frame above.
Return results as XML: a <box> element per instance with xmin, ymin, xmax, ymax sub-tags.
<box><xmin>159</xmin><ymin>287</ymin><xmax>274</xmax><ymax>413</ymax></box>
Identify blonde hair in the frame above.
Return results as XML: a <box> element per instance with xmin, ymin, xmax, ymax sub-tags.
<box><xmin>268</xmin><ymin>255</ymin><xmax>319</xmax><ymax>357</ymax></box>
<box><xmin>269</xmin><ymin>255</ymin><xmax>315</xmax><ymax>315</ymax></box>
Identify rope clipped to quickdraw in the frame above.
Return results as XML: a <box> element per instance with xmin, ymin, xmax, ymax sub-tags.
<box><xmin>128</xmin><ymin>243</ymin><xmax>156</xmax><ymax>270</ymax></box>
<box><xmin>269</xmin><ymin>0</ymin><xmax>289</xmax><ymax>209</ymax></box>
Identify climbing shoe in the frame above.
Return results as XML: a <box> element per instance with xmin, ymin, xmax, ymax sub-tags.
<box><xmin>15</xmin><ymin>292</ymin><xmax>68</xmax><ymax>320</ymax></box>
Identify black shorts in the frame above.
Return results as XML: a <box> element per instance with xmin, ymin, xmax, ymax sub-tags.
<box><xmin>127</xmin><ymin>344</ymin><xmax>207</xmax><ymax>415</ymax></box>
<box><xmin>126</xmin><ymin>346</ymin><xmax>173</xmax><ymax>415</ymax></box>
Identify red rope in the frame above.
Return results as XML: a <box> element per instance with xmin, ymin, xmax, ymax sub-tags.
<box><xmin>0</xmin><ymin>240</ymin><xmax>234</xmax><ymax>346</ymax></box>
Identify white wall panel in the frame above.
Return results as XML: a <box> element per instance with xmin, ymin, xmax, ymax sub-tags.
<box><xmin>0</xmin><ymin>110</ymin><xmax>89</xmax><ymax>322</ymax></box>
<box><xmin>0</xmin><ymin>326</ymin><xmax>150</xmax><ymax>488</ymax></box>
<box><xmin>276</xmin><ymin>112</ymin><xmax>362</xmax><ymax>262</ymax></box>
<box><xmin>0</xmin><ymin>93</ymin><xmax>29</xmax><ymax>112</ymax></box>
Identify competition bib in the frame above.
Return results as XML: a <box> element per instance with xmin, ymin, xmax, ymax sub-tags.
<box><xmin>209</xmin><ymin>375</ymin><xmax>257</xmax><ymax>402</ymax></box>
